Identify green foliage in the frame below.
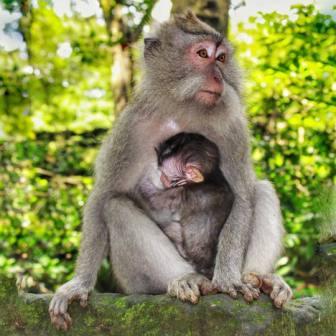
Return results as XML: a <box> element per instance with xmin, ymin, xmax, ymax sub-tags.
<box><xmin>0</xmin><ymin>132</ymin><xmax>105</xmax><ymax>290</ymax></box>
<box><xmin>0</xmin><ymin>1</ymin><xmax>114</xmax><ymax>138</ymax></box>
<box><xmin>235</xmin><ymin>4</ymin><xmax>336</xmax><ymax>296</ymax></box>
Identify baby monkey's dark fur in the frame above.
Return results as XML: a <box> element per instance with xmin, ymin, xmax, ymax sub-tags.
<box><xmin>156</xmin><ymin>132</ymin><xmax>222</xmax><ymax>184</ymax></box>
<box><xmin>136</xmin><ymin>133</ymin><xmax>234</xmax><ymax>278</ymax></box>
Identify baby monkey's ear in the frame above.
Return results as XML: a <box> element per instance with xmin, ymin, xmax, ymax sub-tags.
<box><xmin>185</xmin><ymin>165</ymin><xmax>204</xmax><ymax>183</ymax></box>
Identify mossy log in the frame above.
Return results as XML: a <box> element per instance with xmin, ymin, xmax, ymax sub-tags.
<box><xmin>0</xmin><ymin>277</ymin><xmax>334</xmax><ymax>336</ymax></box>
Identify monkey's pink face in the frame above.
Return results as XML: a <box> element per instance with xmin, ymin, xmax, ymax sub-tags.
<box><xmin>188</xmin><ymin>41</ymin><xmax>226</xmax><ymax>106</ymax></box>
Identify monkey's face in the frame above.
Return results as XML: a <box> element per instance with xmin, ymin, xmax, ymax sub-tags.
<box><xmin>187</xmin><ymin>40</ymin><xmax>226</xmax><ymax>106</ymax></box>
<box><xmin>143</xmin><ymin>12</ymin><xmax>241</xmax><ymax>108</ymax></box>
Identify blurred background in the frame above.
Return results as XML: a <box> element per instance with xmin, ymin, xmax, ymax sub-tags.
<box><xmin>0</xmin><ymin>0</ymin><xmax>335</xmax><ymax>296</ymax></box>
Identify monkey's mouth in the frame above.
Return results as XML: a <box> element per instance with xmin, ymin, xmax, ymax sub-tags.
<box><xmin>200</xmin><ymin>90</ymin><xmax>221</xmax><ymax>97</ymax></box>
<box><xmin>196</xmin><ymin>90</ymin><xmax>222</xmax><ymax>106</ymax></box>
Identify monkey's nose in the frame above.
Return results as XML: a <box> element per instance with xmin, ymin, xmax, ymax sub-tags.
<box><xmin>213</xmin><ymin>68</ymin><xmax>222</xmax><ymax>83</ymax></box>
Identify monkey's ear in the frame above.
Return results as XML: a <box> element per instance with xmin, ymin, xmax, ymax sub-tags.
<box><xmin>185</xmin><ymin>165</ymin><xmax>204</xmax><ymax>184</ymax></box>
<box><xmin>144</xmin><ymin>38</ymin><xmax>161</xmax><ymax>57</ymax></box>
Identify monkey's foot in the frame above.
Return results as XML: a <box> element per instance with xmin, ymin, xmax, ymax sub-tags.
<box><xmin>213</xmin><ymin>276</ymin><xmax>260</xmax><ymax>303</ymax></box>
<box><xmin>242</xmin><ymin>272</ymin><xmax>263</xmax><ymax>289</ymax></box>
<box><xmin>167</xmin><ymin>273</ymin><xmax>217</xmax><ymax>304</ymax></box>
<box><xmin>243</xmin><ymin>272</ymin><xmax>292</xmax><ymax>309</ymax></box>
<box><xmin>49</xmin><ymin>279</ymin><xmax>89</xmax><ymax>331</ymax></box>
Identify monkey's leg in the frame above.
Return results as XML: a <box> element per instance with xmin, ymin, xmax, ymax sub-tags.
<box><xmin>242</xmin><ymin>180</ymin><xmax>292</xmax><ymax>308</ymax></box>
<box><xmin>49</xmin><ymin>191</ymin><xmax>109</xmax><ymax>331</ymax></box>
<box><xmin>104</xmin><ymin>196</ymin><xmax>215</xmax><ymax>304</ymax></box>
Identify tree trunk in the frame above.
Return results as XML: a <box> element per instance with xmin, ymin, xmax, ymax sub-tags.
<box><xmin>172</xmin><ymin>0</ymin><xmax>231</xmax><ymax>36</ymax></box>
<box><xmin>98</xmin><ymin>2</ymin><xmax>132</xmax><ymax>114</ymax></box>
<box><xmin>98</xmin><ymin>1</ymin><xmax>155</xmax><ymax>115</ymax></box>
<box><xmin>18</xmin><ymin>0</ymin><xmax>33</xmax><ymax>60</ymax></box>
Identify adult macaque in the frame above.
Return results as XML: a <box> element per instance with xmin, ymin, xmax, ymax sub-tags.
<box><xmin>49</xmin><ymin>12</ymin><xmax>292</xmax><ymax>331</ymax></box>
<box><xmin>135</xmin><ymin>132</ymin><xmax>234</xmax><ymax>281</ymax></box>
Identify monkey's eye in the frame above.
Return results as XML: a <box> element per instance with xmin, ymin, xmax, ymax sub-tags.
<box><xmin>216</xmin><ymin>53</ymin><xmax>226</xmax><ymax>63</ymax></box>
<box><xmin>197</xmin><ymin>49</ymin><xmax>208</xmax><ymax>58</ymax></box>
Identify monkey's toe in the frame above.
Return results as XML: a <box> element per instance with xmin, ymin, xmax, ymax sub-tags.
<box><xmin>240</xmin><ymin>284</ymin><xmax>260</xmax><ymax>302</ymax></box>
<box><xmin>242</xmin><ymin>272</ymin><xmax>262</xmax><ymax>289</ymax></box>
<box><xmin>199</xmin><ymin>280</ymin><xmax>218</xmax><ymax>295</ymax></box>
<box><xmin>167</xmin><ymin>273</ymin><xmax>214</xmax><ymax>304</ymax></box>
<box><xmin>273</xmin><ymin>285</ymin><xmax>292</xmax><ymax>308</ymax></box>
<box><xmin>168</xmin><ymin>277</ymin><xmax>200</xmax><ymax>304</ymax></box>
<box><xmin>79</xmin><ymin>292</ymin><xmax>89</xmax><ymax>307</ymax></box>
<box><xmin>50</xmin><ymin>311</ymin><xmax>72</xmax><ymax>331</ymax></box>
<box><xmin>214</xmin><ymin>279</ymin><xmax>260</xmax><ymax>302</ymax></box>
<box><xmin>49</xmin><ymin>294</ymin><xmax>72</xmax><ymax>330</ymax></box>
<box><xmin>259</xmin><ymin>274</ymin><xmax>293</xmax><ymax>308</ymax></box>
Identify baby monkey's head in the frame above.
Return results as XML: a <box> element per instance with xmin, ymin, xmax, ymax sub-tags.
<box><xmin>155</xmin><ymin>132</ymin><xmax>220</xmax><ymax>188</ymax></box>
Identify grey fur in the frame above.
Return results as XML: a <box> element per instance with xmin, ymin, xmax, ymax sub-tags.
<box><xmin>49</xmin><ymin>12</ymin><xmax>292</xmax><ymax>331</ymax></box>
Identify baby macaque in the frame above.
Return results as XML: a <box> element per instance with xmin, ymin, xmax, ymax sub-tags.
<box><xmin>156</xmin><ymin>132</ymin><xmax>220</xmax><ymax>188</ymax></box>
<box><xmin>134</xmin><ymin>132</ymin><xmax>234</xmax><ymax>278</ymax></box>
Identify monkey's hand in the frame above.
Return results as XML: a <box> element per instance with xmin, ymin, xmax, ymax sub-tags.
<box><xmin>212</xmin><ymin>272</ymin><xmax>260</xmax><ymax>303</ymax></box>
<box><xmin>167</xmin><ymin>273</ymin><xmax>217</xmax><ymax>304</ymax></box>
<box><xmin>49</xmin><ymin>278</ymin><xmax>90</xmax><ymax>331</ymax></box>
<box><xmin>243</xmin><ymin>273</ymin><xmax>292</xmax><ymax>309</ymax></box>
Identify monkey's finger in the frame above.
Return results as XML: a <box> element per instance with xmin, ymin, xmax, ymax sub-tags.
<box><xmin>227</xmin><ymin>287</ymin><xmax>238</xmax><ymax>299</ymax></box>
<box><xmin>200</xmin><ymin>281</ymin><xmax>218</xmax><ymax>295</ymax></box>
<box><xmin>245</xmin><ymin>284</ymin><xmax>261</xmax><ymax>299</ymax></box>
<box><xmin>63</xmin><ymin>312</ymin><xmax>72</xmax><ymax>327</ymax></box>
<box><xmin>242</xmin><ymin>273</ymin><xmax>262</xmax><ymax>289</ymax></box>
<box><xmin>252</xmin><ymin>287</ymin><xmax>260</xmax><ymax>299</ymax></box>
<box><xmin>49</xmin><ymin>295</ymin><xmax>59</xmax><ymax>313</ymax></box>
<box><xmin>175</xmin><ymin>281</ymin><xmax>187</xmax><ymax>301</ymax></box>
<box><xmin>176</xmin><ymin>282</ymin><xmax>186</xmax><ymax>301</ymax></box>
<box><xmin>274</xmin><ymin>286</ymin><xmax>292</xmax><ymax>309</ymax></box>
<box><xmin>58</xmin><ymin>298</ymin><xmax>69</xmax><ymax>315</ymax></box>
<box><xmin>240</xmin><ymin>285</ymin><xmax>254</xmax><ymax>303</ymax></box>
<box><xmin>167</xmin><ymin>279</ymin><xmax>179</xmax><ymax>298</ymax></box>
<box><xmin>52</xmin><ymin>314</ymin><xmax>68</xmax><ymax>332</ymax></box>
<box><xmin>50</xmin><ymin>313</ymin><xmax>58</xmax><ymax>326</ymax></box>
<box><xmin>187</xmin><ymin>281</ymin><xmax>201</xmax><ymax>303</ymax></box>
<box><xmin>178</xmin><ymin>281</ymin><xmax>198</xmax><ymax>304</ymax></box>
<box><xmin>80</xmin><ymin>292</ymin><xmax>89</xmax><ymax>307</ymax></box>
<box><xmin>51</xmin><ymin>296</ymin><xmax>63</xmax><ymax>315</ymax></box>
<box><xmin>270</xmin><ymin>284</ymin><xmax>281</xmax><ymax>301</ymax></box>
<box><xmin>260</xmin><ymin>276</ymin><xmax>274</xmax><ymax>295</ymax></box>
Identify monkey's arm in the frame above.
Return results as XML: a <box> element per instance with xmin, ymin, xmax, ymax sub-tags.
<box><xmin>49</xmin><ymin>189</ymin><xmax>109</xmax><ymax>331</ymax></box>
<box><xmin>74</xmin><ymin>190</ymin><xmax>110</xmax><ymax>286</ymax></box>
<box><xmin>212</xmin><ymin>118</ymin><xmax>259</xmax><ymax>301</ymax></box>
<box><xmin>212</xmin><ymin>193</ymin><xmax>257</xmax><ymax>299</ymax></box>
<box><xmin>49</xmin><ymin>111</ymin><xmax>135</xmax><ymax>330</ymax></box>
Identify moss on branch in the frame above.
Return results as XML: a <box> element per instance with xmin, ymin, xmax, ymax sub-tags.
<box><xmin>0</xmin><ymin>277</ymin><xmax>334</xmax><ymax>336</ymax></box>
